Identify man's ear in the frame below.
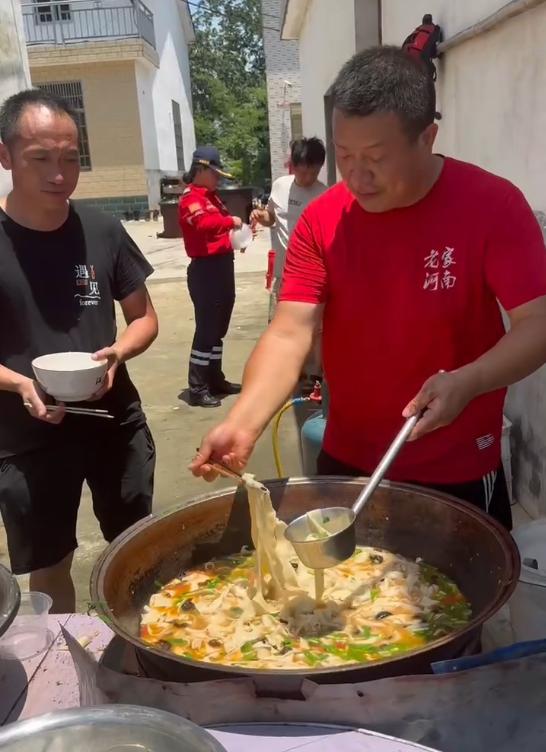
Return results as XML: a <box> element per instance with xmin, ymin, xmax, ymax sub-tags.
<box><xmin>0</xmin><ymin>142</ymin><xmax>13</xmax><ymax>171</ymax></box>
<box><xmin>420</xmin><ymin>123</ymin><xmax>438</xmax><ymax>151</ymax></box>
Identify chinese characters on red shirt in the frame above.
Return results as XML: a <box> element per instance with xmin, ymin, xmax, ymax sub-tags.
<box><xmin>423</xmin><ymin>247</ymin><xmax>456</xmax><ymax>291</ymax></box>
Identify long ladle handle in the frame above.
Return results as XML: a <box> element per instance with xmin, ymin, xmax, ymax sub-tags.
<box><xmin>352</xmin><ymin>412</ymin><xmax>422</xmax><ymax>518</ymax></box>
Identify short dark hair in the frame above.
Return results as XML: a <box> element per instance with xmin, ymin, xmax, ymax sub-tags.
<box><xmin>331</xmin><ymin>46</ymin><xmax>436</xmax><ymax>140</ymax></box>
<box><xmin>182</xmin><ymin>163</ymin><xmax>206</xmax><ymax>184</ymax></box>
<box><xmin>290</xmin><ymin>137</ymin><xmax>326</xmax><ymax>167</ymax></box>
<box><xmin>0</xmin><ymin>89</ymin><xmax>78</xmax><ymax>145</ymax></box>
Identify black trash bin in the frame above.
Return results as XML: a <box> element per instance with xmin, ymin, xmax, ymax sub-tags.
<box><xmin>217</xmin><ymin>186</ymin><xmax>257</xmax><ymax>223</ymax></box>
<box><xmin>158</xmin><ymin>199</ymin><xmax>181</xmax><ymax>239</ymax></box>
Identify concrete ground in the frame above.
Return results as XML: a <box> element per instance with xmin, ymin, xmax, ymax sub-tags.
<box><xmin>124</xmin><ymin>218</ymin><xmax>274</xmax><ymax>282</ymax></box>
<box><xmin>0</xmin><ymin>222</ymin><xmax>305</xmax><ymax>610</ymax></box>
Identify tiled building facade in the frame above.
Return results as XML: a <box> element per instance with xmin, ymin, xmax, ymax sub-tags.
<box><xmin>19</xmin><ymin>0</ymin><xmax>195</xmax><ymax>216</ymax></box>
<box><xmin>261</xmin><ymin>0</ymin><xmax>302</xmax><ymax>182</ymax></box>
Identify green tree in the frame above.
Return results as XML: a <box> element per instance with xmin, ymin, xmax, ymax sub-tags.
<box><xmin>189</xmin><ymin>0</ymin><xmax>271</xmax><ymax>186</ymax></box>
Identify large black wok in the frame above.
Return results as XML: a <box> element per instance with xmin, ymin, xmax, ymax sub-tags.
<box><xmin>0</xmin><ymin>563</ymin><xmax>20</xmax><ymax>638</ymax></box>
<box><xmin>91</xmin><ymin>477</ymin><xmax>519</xmax><ymax>689</ymax></box>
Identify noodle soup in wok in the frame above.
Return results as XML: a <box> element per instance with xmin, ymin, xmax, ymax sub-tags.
<box><xmin>140</xmin><ymin>477</ymin><xmax>471</xmax><ymax>669</ymax></box>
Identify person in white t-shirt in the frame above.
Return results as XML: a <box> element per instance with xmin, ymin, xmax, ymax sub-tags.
<box><xmin>252</xmin><ymin>137</ymin><xmax>327</xmax><ymax>311</ymax></box>
<box><xmin>251</xmin><ymin>138</ymin><xmax>327</xmax><ymax>379</ymax></box>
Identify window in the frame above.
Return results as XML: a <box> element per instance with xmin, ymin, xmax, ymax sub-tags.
<box><xmin>172</xmin><ymin>100</ymin><xmax>185</xmax><ymax>172</ymax></box>
<box><xmin>34</xmin><ymin>2</ymin><xmax>71</xmax><ymax>23</ymax></box>
<box><xmin>37</xmin><ymin>81</ymin><xmax>92</xmax><ymax>170</ymax></box>
<box><xmin>290</xmin><ymin>103</ymin><xmax>303</xmax><ymax>143</ymax></box>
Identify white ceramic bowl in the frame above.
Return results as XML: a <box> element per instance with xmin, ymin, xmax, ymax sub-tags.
<box><xmin>32</xmin><ymin>351</ymin><xmax>108</xmax><ymax>402</ymax></box>
<box><xmin>230</xmin><ymin>223</ymin><xmax>253</xmax><ymax>250</ymax></box>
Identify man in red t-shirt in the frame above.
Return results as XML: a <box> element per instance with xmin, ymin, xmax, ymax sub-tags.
<box><xmin>191</xmin><ymin>47</ymin><xmax>546</xmax><ymax>529</ymax></box>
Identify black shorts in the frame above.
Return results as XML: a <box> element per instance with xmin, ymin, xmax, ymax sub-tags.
<box><xmin>0</xmin><ymin>423</ymin><xmax>155</xmax><ymax>574</ymax></box>
<box><xmin>317</xmin><ymin>450</ymin><xmax>512</xmax><ymax>531</ymax></box>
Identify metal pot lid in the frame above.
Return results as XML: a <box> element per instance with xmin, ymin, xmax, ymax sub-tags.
<box><xmin>0</xmin><ymin>705</ymin><xmax>227</xmax><ymax>752</ymax></box>
<box><xmin>0</xmin><ymin>563</ymin><xmax>20</xmax><ymax>639</ymax></box>
<box><xmin>210</xmin><ymin>723</ymin><xmax>440</xmax><ymax>752</ymax></box>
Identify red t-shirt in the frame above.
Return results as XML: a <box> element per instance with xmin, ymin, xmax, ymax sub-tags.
<box><xmin>280</xmin><ymin>158</ymin><xmax>546</xmax><ymax>484</ymax></box>
<box><xmin>179</xmin><ymin>184</ymin><xmax>234</xmax><ymax>258</ymax></box>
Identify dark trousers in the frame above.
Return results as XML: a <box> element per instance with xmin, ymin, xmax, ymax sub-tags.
<box><xmin>187</xmin><ymin>253</ymin><xmax>235</xmax><ymax>393</ymax></box>
<box><xmin>0</xmin><ymin>423</ymin><xmax>155</xmax><ymax>574</ymax></box>
<box><xmin>317</xmin><ymin>450</ymin><xmax>512</xmax><ymax>531</ymax></box>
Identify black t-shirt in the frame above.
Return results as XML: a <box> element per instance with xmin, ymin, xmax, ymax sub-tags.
<box><xmin>0</xmin><ymin>203</ymin><xmax>154</xmax><ymax>458</ymax></box>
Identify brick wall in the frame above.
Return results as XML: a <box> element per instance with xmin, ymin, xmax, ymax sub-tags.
<box><xmin>261</xmin><ymin>0</ymin><xmax>301</xmax><ymax>181</ymax></box>
<box><xmin>74</xmin><ymin>195</ymin><xmax>149</xmax><ymax>218</ymax></box>
<box><xmin>27</xmin><ymin>39</ymin><xmax>159</xmax><ymax>68</ymax></box>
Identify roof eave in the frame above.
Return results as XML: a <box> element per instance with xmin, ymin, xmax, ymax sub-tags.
<box><xmin>280</xmin><ymin>0</ymin><xmax>311</xmax><ymax>40</ymax></box>
<box><xmin>178</xmin><ymin>0</ymin><xmax>196</xmax><ymax>44</ymax></box>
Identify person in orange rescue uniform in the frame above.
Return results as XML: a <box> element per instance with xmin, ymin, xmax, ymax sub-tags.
<box><xmin>179</xmin><ymin>146</ymin><xmax>244</xmax><ymax>408</ymax></box>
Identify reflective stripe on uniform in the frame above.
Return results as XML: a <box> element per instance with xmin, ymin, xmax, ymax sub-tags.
<box><xmin>482</xmin><ymin>471</ymin><xmax>497</xmax><ymax>512</ymax></box>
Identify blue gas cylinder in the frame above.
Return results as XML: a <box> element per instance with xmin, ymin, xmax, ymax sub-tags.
<box><xmin>301</xmin><ymin>381</ymin><xmax>329</xmax><ymax>476</ymax></box>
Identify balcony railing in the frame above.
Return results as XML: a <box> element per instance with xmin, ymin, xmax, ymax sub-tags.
<box><xmin>22</xmin><ymin>1</ymin><xmax>156</xmax><ymax>49</ymax></box>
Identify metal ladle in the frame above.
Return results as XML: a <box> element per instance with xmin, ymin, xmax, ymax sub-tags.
<box><xmin>284</xmin><ymin>412</ymin><xmax>422</xmax><ymax>569</ymax></box>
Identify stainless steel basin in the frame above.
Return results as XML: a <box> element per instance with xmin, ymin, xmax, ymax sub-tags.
<box><xmin>0</xmin><ymin>705</ymin><xmax>227</xmax><ymax>751</ymax></box>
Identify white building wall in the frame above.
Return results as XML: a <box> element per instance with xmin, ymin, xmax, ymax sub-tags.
<box><xmin>382</xmin><ymin>0</ymin><xmax>546</xmax><ymax>212</ymax></box>
<box><xmin>135</xmin><ymin>59</ymin><xmax>161</xmax><ymax>205</ymax></box>
<box><xmin>297</xmin><ymin>0</ymin><xmax>356</xmax><ymax>181</ymax></box>
<box><xmin>135</xmin><ymin>0</ymin><xmax>195</xmax><ymax>207</ymax></box>
<box><xmin>262</xmin><ymin>0</ymin><xmax>301</xmax><ymax>181</ymax></box>
<box><xmin>381</xmin><ymin>0</ymin><xmax>510</xmax><ymax>45</ymax></box>
<box><xmin>147</xmin><ymin>0</ymin><xmax>194</xmax><ymax>172</ymax></box>
<box><xmin>382</xmin><ymin>0</ymin><xmax>546</xmax><ymax>517</ymax></box>
<box><xmin>0</xmin><ymin>0</ymin><xmax>31</xmax><ymax>195</ymax></box>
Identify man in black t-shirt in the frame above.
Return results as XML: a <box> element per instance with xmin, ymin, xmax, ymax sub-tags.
<box><xmin>0</xmin><ymin>90</ymin><xmax>158</xmax><ymax>612</ymax></box>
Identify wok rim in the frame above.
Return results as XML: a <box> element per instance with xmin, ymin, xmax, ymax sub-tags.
<box><xmin>0</xmin><ymin>562</ymin><xmax>21</xmax><ymax>639</ymax></box>
<box><xmin>90</xmin><ymin>476</ymin><xmax>520</xmax><ymax>677</ymax></box>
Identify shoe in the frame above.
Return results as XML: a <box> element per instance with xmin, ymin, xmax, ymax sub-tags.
<box><xmin>210</xmin><ymin>381</ymin><xmax>242</xmax><ymax>396</ymax></box>
<box><xmin>188</xmin><ymin>390</ymin><xmax>221</xmax><ymax>408</ymax></box>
